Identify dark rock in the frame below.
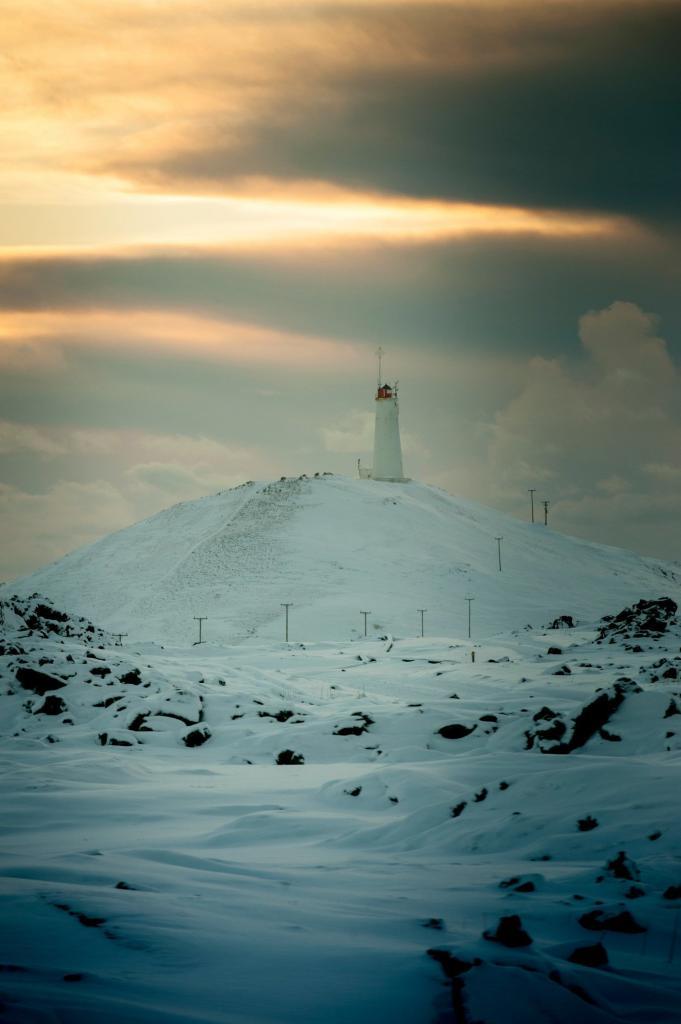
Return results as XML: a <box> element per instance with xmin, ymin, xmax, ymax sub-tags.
<box><xmin>514</xmin><ymin>881</ymin><xmax>536</xmax><ymax>893</ymax></box>
<box><xmin>579</xmin><ymin>909</ymin><xmax>646</xmax><ymax>933</ymax></box>
<box><xmin>534</xmin><ymin>706</ymin><xmax>558</xmax><ymax>722</ymax></box>
<box><xmin>483</xmin><ymin>914</ymin><xmax>532</xmax><ymax>947</ymax></box>
<box><xmin>114</xmin><ymin>881</ymin><xmax>136</xmax><ymax>890</ymax></box>
<box><xmin>16</xmin><ymin>667</ymin><xmax>66</xmax><ymax>695</ymax></box>
<box><xmin>550</xmin><ymin>615</ymin><xmax>575</xmax><ymax>629</ymax></box>
<box><xmin>547</xmin><ymin>647</ymin><xmax>562</xmax><ymax>655</ymax></box>
<box><xmin>568</xmin><ymin>942</ymin><xmax>609</xmax><ymax>968</ymax></box>
<box><xmin>119</xmin><ymin>669</ymin><xmax>141</xmax><ymax>685</ymax></box>
<box><xmin>422</xmin><ymin>918</ymin><xmax>444</xmax><ymax>930</ymax></box>
<box><xmin>426</xmin><ymin>949</ymin><xmax>476</xmax><ymax>978</ymax></box>
<box><xmin>663</xmin><ymin>885</ymin><xmax>681</xmax><ymax>900</ymax></box>
<box><xmin>625</xmin><ymin>886</ymin><xmax>645</xmax><ymax>899</ymax></box>
<box><xmin>438</xmin><ymin>723</ymin><xmax>476</xmax><ymax>740</ymax></box>
<box><xmin>606</xmin><ymin>851</ymin><xmax>639</xmax><ymax>881</ymax></box>
<box><xmin>664</xmin><ymin>700</ymin><xmax>680</xmax><ymax>718</ymax></box>
<box><xmin>90</xmin><ymin>666</ymin><xmax>111</xmax><ymax>677</ymax></box>
<box><xmin>183</xmin><ymin>727</ymin><xmax>211</xmax><ymax>748</ymax></box>
<box><xmin>537</xmin><ymin>720</ymin><xmax>566</xmax><ymax>741</ymax></box>
<box><xmin>109</xmin><ymin>738</ymin><xmax>133</xmax><ymax>747</ymax></box>
<box><xmin>334</xmin><ymin>712</ymin><xmax>373</xmax><ymax>737</ymax></box>
<box><xmin>63</xmin><ymin>973</ymin><xmax>84</xmax><ymax>982</ymax></box>
<box><xmin>34</xmin><ymin>694</ymin><xmax>67</xmax><ymax>716</ymax></box>
<box><xmin>597</xmin><ymin>597</ymin><xmax>677</xmax><ymax>642</ymax></box>
<box><xmin>499</xmin><ymin>780</ymin><xmax>510</xmax><ymax>790</ymax></box>
<box><xmin>344</xmin><ymin>786</ymin><xmax>362</xmax><ymax>797</ymax></box>
<box><xmin>129</xmin><ymin>713</ymin><xmax>152</xmax><ymax>732</ymax></box>
<box><xmin>544</xmin><ymin>681</ymin><xmax>636</xmax><ymax>754</ymax></box>
<box><xmin>451</xmin><ymin>801</ymin><xmax>467</xmax><ymax>818</ymax></box>
<box><xmin>474</xmin><ymin>787</ymin><xmax>488</xmax><ymax>803</ymax></box>
<box><xmin>554</xmin><ymin>665</ymin><xmax>572</xmax><ymax>675</ymax></box>
<box><xmin>577</xmin><ymin>815</ymin><xmax>599</xmax><ymax>832</ymax></box>
<box><xmin>499</xmin><ymin>877</ymin><xmax>520</xmax><ymax>889</ymax></box>
<box><xmin>479</xmin><ymin>714</ymin><xmax>497</xmax><ymax>722</ymax></box>
<box><xmin>93</xmin><ymin>696</ymin><xmax>122</xmax><ymax>709</ymax></box>
<box><xmin>276</xmin><ymin>749</ymin><xmax>304</xmax><ymax>765</ymax></box>
<box><xmin>648</xmin><ymin>830</ymin><xmax>662</xmax><ymax>841</ymax></box>
<box><xmin>663</xmin><ymin>666</ymin><xmax>678</xmax><ymax>680</ymax></box>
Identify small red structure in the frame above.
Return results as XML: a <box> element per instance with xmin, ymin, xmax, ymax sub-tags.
<box><xmin>376</xmin><ymin>383</ymin><xmax>394</xmax><ymax>400</ymax></box>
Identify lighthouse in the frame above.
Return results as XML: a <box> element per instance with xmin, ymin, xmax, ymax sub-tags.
<box><xmin>358</xmin><ymin>348</ymin><xmax>408</xmax><ymax>483</ymax></box>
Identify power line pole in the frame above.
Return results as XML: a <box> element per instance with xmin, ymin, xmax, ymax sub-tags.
<box><xmin>417</xmin><ymin>608</ymin><xmax>426</xmax><ymax>638</ymax></box>
<box><xmin>528</xmin><ymin>488</ymin><xmax>536</xmax><ymax>524</ymax></box>
<box><xmin>542</xmin><ymin>500</ymin><xmax>550</xmax><ymax>526</ymax></box>
<box><xmin>465</xmin><ymin>597</ymin><xmax>474</xmax><ymax>639</ymax></box>
<box><xmin>495</xmin><ymin>536</ymin><xmax>503</xmax><ymax>572</ymax></box>
<box><xmin>113</xmin><ymin>633</ymin><xmax>128</xmax><ymax>647</ymax></box>
<box><xmin>281</xmin><ymin>603</ymin><xmax>293</xmax><ymax>642</ymax></box>
<box><xmin>360</xmin><ymin>610</ymin><xmax>371</xmax><ymax>637</ymax></box>
<box><xmin>193</xmin><ymin>617</ymin><xmax>207</xmax><ymax>645</ymax></box>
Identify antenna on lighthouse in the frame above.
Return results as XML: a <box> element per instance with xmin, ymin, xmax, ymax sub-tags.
<box><xmin>376</xmin><ymin>346</ymin><xmax>383</xmax><ymax>388</ymax></box>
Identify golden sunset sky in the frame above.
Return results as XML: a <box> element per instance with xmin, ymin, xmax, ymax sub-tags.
<box><xmin>1</xmin><ymin>0</ymin><xmax>680</xmax><ymax>574</ymax></box>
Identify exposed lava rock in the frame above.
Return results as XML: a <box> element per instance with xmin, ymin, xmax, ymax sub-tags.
<box><xmin>606</xmin><ymin>851</ymin><xmax>639</xmax><ymax>881</ymax></box>
<box><xmin>597</xmin><ymin>598</ymin><xmax>677</xmax><ymax>643</ymax></box>
<box><xmin>579</xmin><ymin>909</ymin><xmax>646</xmax><ymax>933</ymax></box>
<box><xmin>183</xmin><ymin>727</ymin><xmax>211</xmax><ymax>748</ymax></box>
<box><xmin>549</xmin><ymin>615</ymin><xmax>575</xmax><ymax>629</ymax></box>
<box><xmin>451</xmin><ymin>801</ymin><xmax>467</xmax><ymax>818</ymax></box>
<box><xmin>276</xmin><ymin>749</ymin><xmax>304</xmax><ymax>765</ymax></box>
<box><xmin>438</xmin><ymin>723</ymin><xmax>476</xmax><ymax>740</ymax></box>
<box><xmin>334</xmin><ymin>713</ymin><xmax>374</xmax><ymax>737</ymax></box>
<box><xmin>547</xmin><ymin>647</ymin><xmax>562</xmax><ymax>655</ymax></box>
<box><xmin>119</xmin><ymin>669</ymin><xmax>142</xmax><ymax>686</ymax></box>
<box><xmin>34</xmin><ymin>695</ymin><xmax>67</xmax><ymax>716</ymax></box>
<box><xmin>16</xmin><ymin>667</ymin><xmax>66</xmax><ymax>696</ymax></box>
<box><xmin>663</xmin><ymin>885</ymin><xmax>681</xmax><ymax>900</ymax></box>
<box><xmin>542</xmin><ymin>681</ymin><xmax>639</xmax><ymax>754</ymax></box>
<box><xmin>483</xmin><ymin>914</ymin><xmax>533</xmax><ymax>947</ymax></box>
<box><xmin>568</xmin><ymin>942</ymin><xmax>609</xmax><ymax>968</ymax></box>
<box><xmin>258</xmin><ymin>709</ymin><xmax>295</xmax><ymax>723</ymax></box>
<box><xmin>90</xmin><ymin>666</ymin><xmax>111</xmax><ymax>677</ymax></box>
<box><xmin>577</xmin><ymin>815</ymin><xmax>599</xmax><ymax>832</ymax></box>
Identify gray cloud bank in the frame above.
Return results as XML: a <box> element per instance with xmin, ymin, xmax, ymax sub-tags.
<box><xmin>110</xmin><ymin>2</ymin><xmax>681</xmax><ymax>221</ymax></box>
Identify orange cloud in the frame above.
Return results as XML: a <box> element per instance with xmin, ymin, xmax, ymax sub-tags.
<box><xmin>0</xmin><ymin>308</ymin><xmax>363</xmax><ymax>370</ymax></box>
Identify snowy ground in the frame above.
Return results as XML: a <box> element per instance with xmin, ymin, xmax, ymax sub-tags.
<box><xmin>1</xmin><ymin>596</ymin><xmax>681</xmax><ymax>1022</ymax></box>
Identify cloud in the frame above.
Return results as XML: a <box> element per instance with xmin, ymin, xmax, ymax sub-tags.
<box><xmin>321</xmin><ymin>411</ymin><xmax>374</xmax><ymax>454</ymax></box>
<box><xmin>0</xmin><ymin>479</ymin><xmax>133</xmax><ymax>578</ymax></box>
<box><xmin>2</xmin><ymin>1</ymin><xmax>679</xmax><ymax>221</ymax></box>
<box><xmin>0</xmin><ymin>308</ymin><xmax>363</xmax><ymax>372</ymax></box>
<box><xmin>455</xmin><ymin>301</ymin><xmax>681</xmax><ymax>557</ymax></box>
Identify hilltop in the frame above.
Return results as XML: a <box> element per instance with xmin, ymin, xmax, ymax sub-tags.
<box><xmin>4</xmin><ymin>475</ymin><xmax>680</xmax><ymax>644</ymax></box>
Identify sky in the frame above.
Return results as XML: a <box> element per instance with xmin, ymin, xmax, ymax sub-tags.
<box><xmin>1</xmin><ymin>0</ymin><xmax>680</xmax><ymax>579</ymax></box>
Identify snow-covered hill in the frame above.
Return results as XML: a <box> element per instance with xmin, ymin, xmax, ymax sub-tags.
<box><xmin>4</xmin><ymin>475</ymin><xmax>680</xmax><ymax>644</ymax></box>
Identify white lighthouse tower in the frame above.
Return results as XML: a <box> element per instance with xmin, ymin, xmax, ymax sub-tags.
<box><xmin>358</xmin><ymin>348</ymin><xmax>408</xmax><ymax>483</ymax></box>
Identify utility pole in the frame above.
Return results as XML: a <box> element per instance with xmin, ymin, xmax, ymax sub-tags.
<box><xmin>528</xmin><ymin>488</ymin><xmax>536</xmax><ymax>524</ymax></box>
<box><xmin>417</xmin><ymin>608</ymin><xmax>426</xmax><ymax>638</ymax></box>
<box><xmin>464</xmin><ymin>597</ymin><xmax>474</xmax><ymax>640</ymax></box>
<box><xmin>495</xmin><ymin>537</ymin><xmax>503</xmax><ymax>572</ymax></box>
<box><xmin>542</xmin><ymin>500</ymin><xmax>550</xmax><ymax>526</ymax></box>
<box><xmin>113</xmin><ymin>633</ymin><xmax>128</xmax><ymax>647</ymax></box>
<box><xmin>281</xmin><ymin>603</ymin><xmax>293</xmax><ymax>642</ymax></box>
<box><xmin>360</xmin><ymin>610</ymin><xmax>371</xmax><ymax>637</ymax></box>
<box><xmin>376</xmin><ymin>346</ymin><xmax>383</xmax><ymax>386</ymax></box>
<box><xmin>193</xmin><ymin>617</ymin><xmax>207</xmax><ymax>645</ymax></box>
